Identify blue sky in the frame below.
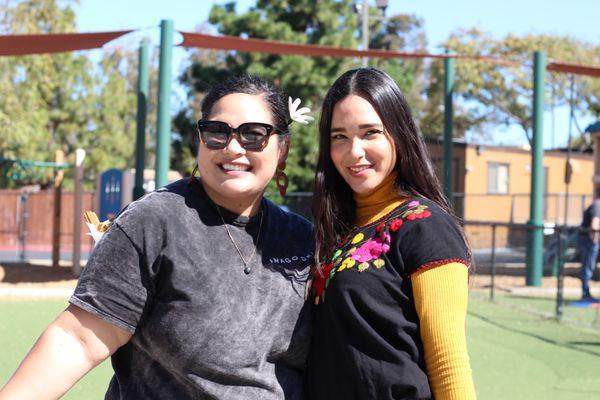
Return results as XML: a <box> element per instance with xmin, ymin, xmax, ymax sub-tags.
<box><xmin>74</xmin><ymin>0</ymin><xmax>600</xmax><ymax>148</ymax></box>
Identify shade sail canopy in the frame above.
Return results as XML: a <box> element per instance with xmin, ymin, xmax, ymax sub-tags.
<box><xmin>178</xmin><ymin>31</ymin><xmax>519</xmax><ymax>67</ymax></box>
<box><xmin>0</xmin><ymin>30</ymin><xmax>133</xmax><ymax>56</ymax></box>
<box><xmin>180</xmin><ymin>31</ymin><xmax>600</xmax><ymax>77</ymax></box>
<box><xmin>547</xmin><ymin>61</ymin><xmax>600</xmax><ymax>78</ymax></box>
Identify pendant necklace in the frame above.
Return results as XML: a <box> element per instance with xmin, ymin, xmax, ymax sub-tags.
<box><xmin>215</xmin><ymin>204</ymin><xmax>264</xmax><ymax>274</ymax></box>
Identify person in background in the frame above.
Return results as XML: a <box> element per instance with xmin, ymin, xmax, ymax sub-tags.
<box><xmin>577</xmin><ymin>196</ymin><xmax>600</xmax><ymax>302</ymax></box>
<box><xmin>307</xmin><ymin>68</ymin><xmax>476</xmax><ymax>400</ymax></box>
<box><xmin>0</xmin><ymin>75</ymin><xmax>315</xmax><ymax>400</ymax></box>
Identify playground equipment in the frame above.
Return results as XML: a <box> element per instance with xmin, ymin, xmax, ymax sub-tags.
<box><xmin>0</xmin><ymin>150</ymin><xmax>87</xmax><ymax>275</ymax></box>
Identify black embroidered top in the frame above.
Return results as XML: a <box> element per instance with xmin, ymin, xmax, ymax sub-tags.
<box><xmin>307</xmin><ymin>198</ymin><xmax>469</xmax><ymax>400</ymax></box>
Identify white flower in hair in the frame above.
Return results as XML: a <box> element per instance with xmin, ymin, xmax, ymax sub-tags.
<box><xmin>288</xmin><ymin>97</ymin><xmax>314</xmax><ymax>125</ymax></box>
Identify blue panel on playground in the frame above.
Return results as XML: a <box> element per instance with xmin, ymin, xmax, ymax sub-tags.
<box><xmin>99</xmin><ymin>168</ymin><xmax>122</xmax><ymax>221</ymax></box>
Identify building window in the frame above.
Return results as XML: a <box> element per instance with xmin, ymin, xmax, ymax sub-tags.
<box><xmin>488</xmin><ymin>163</ymin><xmax>509</xmax><ymax>194</ymax></box>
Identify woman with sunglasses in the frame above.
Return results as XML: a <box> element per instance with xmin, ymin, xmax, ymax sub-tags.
<box><xmin>307</xmin><ymin>68</ymin><xmax>476</xmax><ymax>400</ymax></box>
<box><xmin>0</xmin><ymin>75</ymin><xmax>314</xmax><ymax>400</ymax></box>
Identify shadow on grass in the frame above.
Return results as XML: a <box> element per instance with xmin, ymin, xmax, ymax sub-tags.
<box><xmin>567</xmin><ymin>341</ymin><xmax>600</xmax><ymax>346</ymax></box>
<box><xmin>550</xmin><ymin>386</ymin><xmax>600</xmax><ymax>395</ymax></box>
<box><xmin>0</xmin><ymin>262</ymin><xmax>76</xmax><ymax>284</ymax></box>
<box><xmin>468</xmin><ymin>309</ymin><xmax>600</xmax><ymax>358</ymax></box>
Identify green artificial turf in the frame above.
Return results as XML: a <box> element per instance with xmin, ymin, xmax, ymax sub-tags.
<box><xmin>468</xmin><ymin>297</ymin><xmax>600</xmax><ymax>399</ymax></box>
<box><xmin>0</xmin><ymin>299</ymin><xmax>112</xmax><ymax>399</ymax></box>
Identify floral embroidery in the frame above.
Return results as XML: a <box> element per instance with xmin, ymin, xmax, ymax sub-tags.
<box><xmin>313</xmin><ymin>199</ymin><xmax>434</xmax><ymax>305</ymax></box>
<box><xmin>402</xmin><ymin>202</ymin><xmax>432</xmax><ymax>221</ymax></box>
<box><xmin>351</xmin><ymin>233</ymin><xmax>390</xmax><ymax>263</ymax></box>
<box><xmin>332</xmin><ymin>249</ymin><xmax>342</xmax><ymax>261</ymax></box>
<box><xmin>351</xmin><ymin>233</ymin><xmax>364</xmax><ymax>244</ymax></box>
<box><xmin>345</xmin><ymin>246</ymin><xmax>357</xmax><ymax>258</ymax></box>
<box><xmin>313</xmin><ymin>263</ymin><xmax>334</xmax><ymax>300</ymax></box>
<box><xmin>338</xmin><ymin>257</ymin><xmax>356</xmax><ymax>271</ymax></box>
<box><xmin>389</xmin><ymin>218</ymin><xmax>403</xmax><ymax>232</ymax></box>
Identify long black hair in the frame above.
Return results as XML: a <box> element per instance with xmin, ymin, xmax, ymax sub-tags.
<box><xmin>313</xmin><ymin>68</ymin><xmax>456</xmax><ymax>265</ymax></box>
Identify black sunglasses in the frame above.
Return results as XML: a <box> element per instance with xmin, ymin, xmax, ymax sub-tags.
<box><xmin>197</xmin><ymin>120</ymin><xmax>280</xmax><ymax>151</ymax></box>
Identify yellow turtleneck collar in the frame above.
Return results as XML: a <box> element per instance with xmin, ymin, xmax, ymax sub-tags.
<box><xmin>353</xmin><ymin>172</ymin><xmax>406</xmax><ymax>227</ymax></box>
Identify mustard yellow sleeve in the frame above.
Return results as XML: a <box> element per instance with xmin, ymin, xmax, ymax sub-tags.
<box><xmin>411</xmin><ymin>263</ymin><xmax>476</xmax><ymax>400</ymax></box>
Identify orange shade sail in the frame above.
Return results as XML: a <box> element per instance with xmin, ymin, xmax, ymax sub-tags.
<box><xmin>0</xmin><ymin>30</ymin><xmax>133</xmax><ymax>56</ymax></box>
<box><xmin>547</xmin><ymin>61</ymin><xmax>600</xmax><ymax>78</ymax></box>
<box><xmin>179</xmin><ymin>32</ymin><xmax>600</xmax><ymax>77</ymax></box>
<box><xmin>178</xmin><ymin>31</ymin><xmax>519</xmax><ymax>67</ymax></box>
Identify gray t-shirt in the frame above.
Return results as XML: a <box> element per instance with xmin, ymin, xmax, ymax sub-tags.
<box><xmin>70</xmin><ymin>179</ymin><xmax>314</xmax><ymax>399</ymax></box>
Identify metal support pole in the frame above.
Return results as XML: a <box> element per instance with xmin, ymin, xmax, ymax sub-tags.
<box><xmin>563</xmin><ymin>75</ymin><xmax>575</xmax><ymax>225</ymax></box>
<box><xmin>556</xmin><ymin>227</ymin><xmax>565</xmax><ymax>321</ymax></box>
<box><xmin>361</xmin><ymin>0</ymin><xmax>369</xmax><ymax>67</ymax></box>
<box><xmin>526</xmin><ymin>51</ymin><xmax>546</xmax><ymax>287</ymax></box>
<box><xmin>490</xmin><ymin>223</ymin><xmax>497</xmax><ymax>301</ymax></box>
<box><xmin>444</xmin><ymin>56</ymin><xmax>455</xmax><ymax>206</ymax></box>
<box><xmin>134</xmin><ymin>41</ymin><xmax>150</xmax><ymax>200</ymax></box>
<box><xmin>52</xmin><ymin>150</ymin><xmax>64</xmax><ymax>269</ymax></box>
<box><xmin>19</xmin><ymin>193</ymin><xmax>28</xmax><ymax>262</ymax></box>
<box><xmin>155</xmin><ymin>19</ymin><xmax>174</xmax><ymax>189</ymax></box>
<box><xmin>72</xmin><ymin>149</ymin><xmax>85</xmax><ymax>276</ymax></box>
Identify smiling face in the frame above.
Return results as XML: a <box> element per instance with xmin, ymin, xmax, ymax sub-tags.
<box><xmin>329</xmin><ymin>95</ymin><xmax>396</xmax><ymax>195</ymax></box>
<box><xmin>198</xmin><ymin>93</ymin><xmax>284</xmax><ymax>213</ymax></box>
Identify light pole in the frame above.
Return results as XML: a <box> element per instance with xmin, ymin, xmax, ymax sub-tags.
<box><xmin>355</xmin><ymin>0</ymin><xmax>389</xmax><ymax>67</ymax></box>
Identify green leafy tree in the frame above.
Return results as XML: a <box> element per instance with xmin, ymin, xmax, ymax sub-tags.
<box><xmin>0</xmin><ymin>0</ymin><xmax>158</xmax><ymax>189</ymax></box>
<box><xmin>422</xmin><ymin>28</ymin><xmax>600</xmax><ymax>145</ymax></box>
<box><xmin>368</xmin><ymin>13</ymin><xmax>428</xmax><ymax>119</ymax></box>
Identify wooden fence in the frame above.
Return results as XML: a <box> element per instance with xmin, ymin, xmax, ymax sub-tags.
<box><xmin>0</xmin><ymin>189</ymin><xmax>94</xmax><ymax>252</ymax></box>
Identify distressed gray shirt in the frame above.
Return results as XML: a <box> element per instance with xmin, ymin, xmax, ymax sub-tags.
<box><xmin>70</xmin><ymin>179</ymin><xmax>314</xmax><ymax>400</ymax></box>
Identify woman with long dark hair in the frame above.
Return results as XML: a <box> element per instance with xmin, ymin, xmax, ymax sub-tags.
<box><xmin>308</xmin><ymin>68</ymin><xmax>476</xmax><ymax>399</ymax></box>
<box><xmin>1</xmin><ymin>75</ymin><xmax>314</xmax><ymax>400</ymax></box>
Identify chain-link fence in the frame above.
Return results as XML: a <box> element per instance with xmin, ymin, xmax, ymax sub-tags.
<box><xmin>466</xmin><ymin>221</ymin><xmax>600</xmax><ymax>330</ymax></box>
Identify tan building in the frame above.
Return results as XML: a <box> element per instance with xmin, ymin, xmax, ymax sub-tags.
<box><xmin>427</xmin><ymin>140</ymin><xmax>594</xmax><ymax>248</ymax></box>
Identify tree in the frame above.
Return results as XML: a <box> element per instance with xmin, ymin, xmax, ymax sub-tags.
<box><xmin>423</xmin><ymin>28</ymin><xmax>600</xmax><ymax>146</ymax></box>
<box><xmin>0</xmin><ymin>0</ymin><xmax>158</xmax><ymax>189</ymax></box>
<box><xmin>368</xmin><ymin>13</ymin><xmax>428</xmax><ymax>118</ymax></box>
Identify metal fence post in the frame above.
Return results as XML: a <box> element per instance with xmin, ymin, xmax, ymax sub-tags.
<box><xmin>72</xmin><ymin>149</ymin><xmax>86</xmax><ymax>276</ymax></box>
<box><xmin>19</xmin><ymin>192</ymin><xmax>29</xmax><ymax>262</ymax></box>
<box><xmin>490</xmin><ymin>223</ymin><xmax>497</xmax><ymax>301</ymax></box>
<box><xmin>556</xmin><ymin>226</ymin><xmax>565</xmax><ymax>321</ymax></box>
